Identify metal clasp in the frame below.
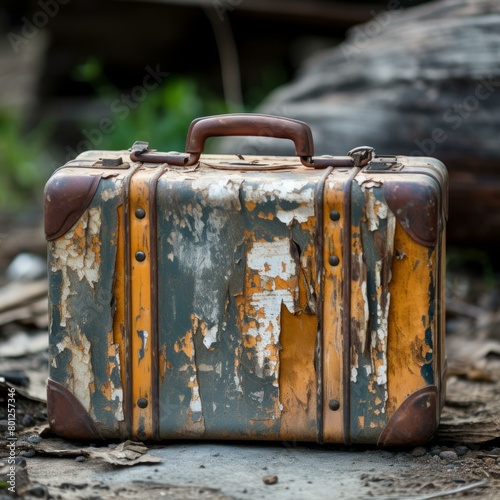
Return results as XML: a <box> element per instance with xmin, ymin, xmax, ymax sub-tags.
<box><xmin>348</xmin><ymin>146</ymin><xmax>375</xmax><ymax>167</ymax></box>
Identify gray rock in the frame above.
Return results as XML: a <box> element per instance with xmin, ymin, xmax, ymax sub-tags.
<box><xmin>20</xmin><ymin>449</ymin><xmax>36</xmax><ymax>458</ymax></box>
<box><xmin>27</xmin><ymin>434</ymin><xmax>42</xmax><ymax>444</ymax></box>
<box><xmin>22</xmin><ymin>414</ymin><xmax>37</xmax><ymax>428</ymax></box>
<box><xmin>454</xmin><ymin>445</ymin><xmax>469</xmax><ymax>457</ymax></box>
<box><xmin>439</xmin><ymin>451</ymin><xmax>458</xmax><ymax>460</ymax></box>
<box><xmin>411</xmin><ymin>447</ymin><xmax>427</xmax><ymax>458</ymax></box>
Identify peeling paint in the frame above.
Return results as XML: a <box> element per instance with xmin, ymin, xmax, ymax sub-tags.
<box><xmin>188</xmin><ymin>375</ymin><xmax>202</xmax><ymax>420</ymax></box>
<box><xmin>100</xmin><ymin>179</ymin><xmax>123</xmax><ymax>201</ymax></box>
<box><xmin>50</xmin><ymin>207</ymin><xmax>102</xmax><ymax>327</ymax></box>
<box><xmin>137</xmin><ymin>330</ymin><xmax>149</xmax><ymax>362</ymax></box>
<box><xmin>244</xmin><ymin>237</ymin><xmax>298</xmax><ymax>379</ymax></box>
<box><xmin>245</xmin><ymin>179</ymin><xmax>314</xmax><ymax>205</ymax></box>
<box><xmin>276</xmin><ymin>203</ymin><xmax>314</xmax><ymax>225</ymax></box>
<box><xmin>109</xmin><ymin>346</ymin><xmax>124</xmax><ymax>421</ymax></box>
<box><xmin>202</xmin><ymin>325</ymin><xmax>218</xmax><ymax>349</ymax></box>
<box><xmin>191</xmin><ymin>178</ymin><xmax>243</xmax><ymax>211</ymax></box>
<box><xmin>56</xmin><ymin>329</ymin><xmax>94</xmax><ymax>413</ymax></box>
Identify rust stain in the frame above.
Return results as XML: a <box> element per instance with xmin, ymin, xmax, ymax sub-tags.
<box><xmin>174</xmin><ymin>331</ymin><xmax>195</xmax><ymax>359</ymax></box>
<box><xmin>257</xmin><ymin>211</ymin><xmax>274</xmax><ymax>220</ymax></box>
<box><xmin>245</xmin><ymin>199</ymin><xmax>257</xmax><ymax>211</ymax></box>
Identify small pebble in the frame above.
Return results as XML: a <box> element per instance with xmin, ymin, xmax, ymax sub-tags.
<box><xmin>14</xmin><ymin>457</ymin><xmax>27</xmax><ymax>467</ymax></box>
<box><xmin>454</xmin><ymin>445</ymin><xmax>469</xmax><ymax>457</ymax></box>
<box><xmin>489</xmin><ymin>447</ymin><xmax>500</xmax><ymax>455</ymax></box>
<box><xmin>411</xmin><ymin>447</ymin><xmax>427</xmax><ymax>457</ymax></box>
<box><xmin>22</xmin><ymin>414</ymin><xmax>37</xmax><ymax>427</ymax></box>
<box><xmin>452</xmin><ymin>477</ymin><xmax>466</xmax><ymax>483</ymax></box>
<box><xmin>28</xmin><ymin>434</ymin><xmax>42</xmax><ymax>444</ymax></box>
<box><xmin>439</xmin><ymin>451</ymin><xmax>458</xmax><ymax>460</ymax></box>
<box><xmin>75</xmin><ymin>455</ymin><xmax>86</xmax><ymax>462</ymax></box>
<box><xmin>263</xmin><ymin>475</ymin><xmax>278</xmax><ymax>485</ymax></box>
<box><xmin>20</xmin><ymin>449</ymin><xmax>36</xmax><ymax>458</ymax></box>
<box><xmin>199</xmin><ymin>465</ymin><xmax>206</xmax><ymax>468</ymax></box>
<box><xmin>0</xmin><ymin>420</ymin><xmax>9</xmax><ymax>432</ymax></box>
<box><xmin>29</xmin><ymin>484</ymin><xmax>47</xmax><ymax>498</ymax></box>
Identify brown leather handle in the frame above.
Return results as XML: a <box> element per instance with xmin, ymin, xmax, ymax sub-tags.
<box><xmin>184</xmin><ymin>113</ymin><xmax>315</xmax><ymax>167</ymax></box>
<box><xmin>130</xmin><ymin>114</ymin><xmax>353</xmax><ymax>168</ymax></box>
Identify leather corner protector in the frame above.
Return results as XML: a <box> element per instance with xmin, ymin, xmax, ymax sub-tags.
<box><xmin>47</xmin><ymin>379</ymin><xmax>101</xmax><ymax>440</ymax></box>
<box><xmin>383</xmin><ymin>181</ymin><xmax>439</xmax><ymax>247</ymax></box>
<box><xmin>44</xmin><ymin>174</ymin><xmax>101</xmax><ymax>241</ymax></box>
<box><xmin>377</xmin><ymin>386</ymin><xmax>438</xmax><ymax>447</ymax></box>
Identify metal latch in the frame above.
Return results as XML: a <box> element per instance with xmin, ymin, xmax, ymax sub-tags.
<box><xmin>365</xmin><ymin>156</ymin><xmax>402</xmax><ymax>171</ymax></box>
<box><xmin>94</xmin><ymin>156</ymin><xmax>130</xmax><ymax>169</ymax></box>
<box><xmin>348</xmin><ymin>146</ymin><xmax>402</xmax><ymax>171</ymax></box>
<box><xmin>130</xmin><ymin>141</ymin><xmax>150</xmax><ymax>155</ymax></box>
<box><xmin>348</xmin><ymin>146</ymin><xmax>375</xmax><ymax>167</ymax></box>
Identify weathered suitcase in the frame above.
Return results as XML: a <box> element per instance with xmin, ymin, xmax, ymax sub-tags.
<box><xmin>45</xmin><ymin>114</ymin><xmax>448</xmax><ymax>446</ymax></box>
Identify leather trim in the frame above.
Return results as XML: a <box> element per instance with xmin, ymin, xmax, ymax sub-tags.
<box><xmin>383</xmin><ymin>180</ymin><xmax>439</xmax><ymax>247</ymax></box>
<box><xmin>44</xmin><ymin>173</ymin><xmax>101</xmax><ymax>241</ymax></box>
<box><xmin>377</xmin><ymin>386</ymin><xmax>438</xmax><ymax>447</ymax></box>
<box><xmin>47</xmin><ymin>379</ymin><xmax>101</xmax><ymax>440</ymax></box>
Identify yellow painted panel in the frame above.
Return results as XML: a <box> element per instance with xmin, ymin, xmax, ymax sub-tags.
<box><xmin>386</xmin><ymin>223</ymin><xmax>436</xmax><ymax>417</ymax></box>
<box><xmin>279</xmin><ymin>306</ymin><xmax>317</xmax><ymax>441</ymax></box>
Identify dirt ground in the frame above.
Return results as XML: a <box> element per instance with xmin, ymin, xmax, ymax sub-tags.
<box><xmin>2</xmin><ymin>370</ymin><xmax>500</xmax><ymax>500</ymax></box>
<box><xmin>2</xmin><ymin>220</ymin><xmax>500</xmax><ymax>499</ymax></box>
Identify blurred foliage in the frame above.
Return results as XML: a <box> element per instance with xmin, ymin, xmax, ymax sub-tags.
<box><xmin>0</xmin><ymin>56</ymin><xmax>288</xmax><ymax>211</ymax></box>
<box><xmin>0</xmin><ymin>112</ymin><xmax>50</xmax><ymax>212</ymax></box>
<box><xmin>72</xmin><ymin>58</ymin><xmax>230</xmax><ymax>153</ymax></box>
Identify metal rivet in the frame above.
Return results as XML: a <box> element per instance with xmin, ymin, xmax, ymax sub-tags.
<box><xmin>135</xmin><ymin>251</ymin><xmax>146</xmax><ymax>262</ymax></box>
<box><xmin>329</xmin><ymin>210</ymin><xmax>340</xmax><ymax>221</ymax></box>
<box><xmin>137</xmin><ymin>398</ymin><xmax>148</xmax><ymax>409</ymax></box>
<box><xmin>329</xmin><ymin>399</ymin><xmax>340</xmax><ymax>411</ymax></box>
<box><xmin>135</xmin><ymin>208</ymin><xmax>146</xmax><ymax>219</ymax></box>
<box><xmin>329</xmin><ymin>255</ymin><xmax>340</xmax><ymax>266</ymax></box>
